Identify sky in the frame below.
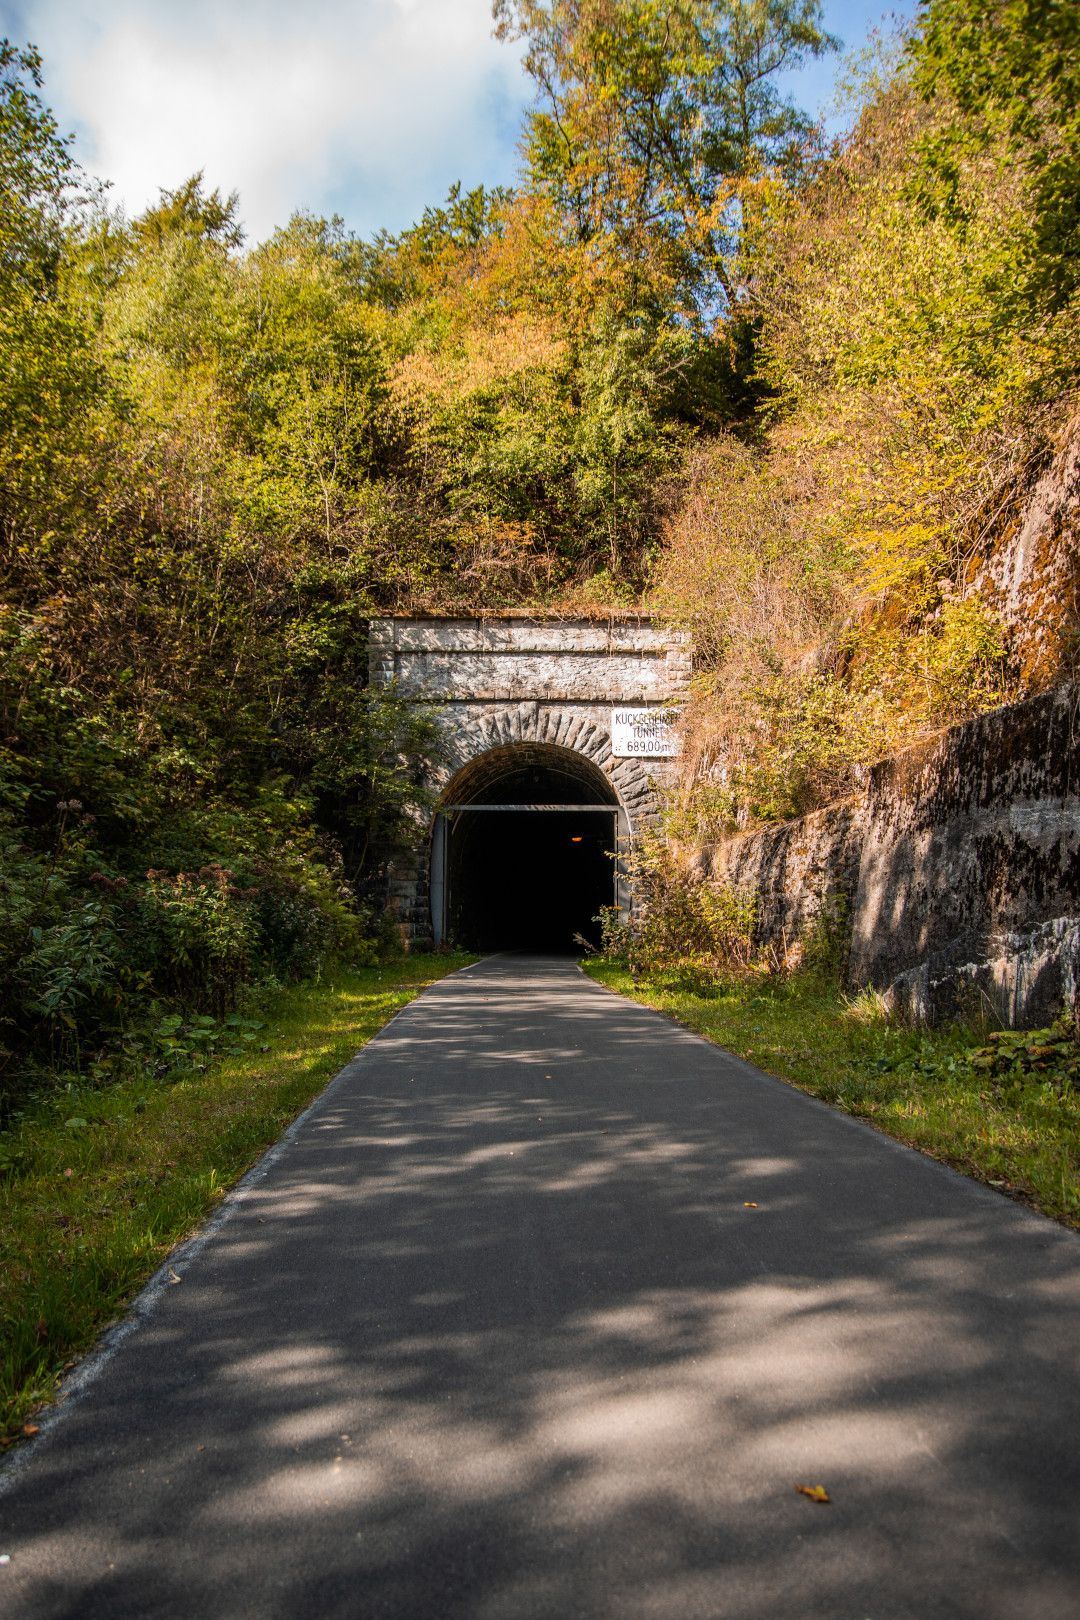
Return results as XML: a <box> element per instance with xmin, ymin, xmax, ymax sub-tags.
<box><xmin>1</xmin><ymin>0</ymin><xmax>916</xmax><ymax>245</ymax></box>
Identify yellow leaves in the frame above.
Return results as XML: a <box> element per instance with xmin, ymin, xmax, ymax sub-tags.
<box><xmin>846</xmin><ymin>517</ymin><xmax>946</xmax><ymax>598</ymax></box>
<box><xmin>795</xmin><ymin>1483</ymin><xmax>831</xmax><ymax>1503</ymax></box>
<box><xmin>390</xmin><ymin>317</ymin><xmax>567</xmax><ymax>422</ymax></box>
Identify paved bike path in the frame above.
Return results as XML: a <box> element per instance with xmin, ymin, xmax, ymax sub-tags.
<box><xmin>2</xmin><ymin>955</ymin><xmax>1078</xmax><ymax>1618</ymax></box>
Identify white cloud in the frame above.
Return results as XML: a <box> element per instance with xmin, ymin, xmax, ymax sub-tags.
<box><xmin>4</xmin><ymin>0</ymin><xmax>530</xmax><ymax>241</ymax></box>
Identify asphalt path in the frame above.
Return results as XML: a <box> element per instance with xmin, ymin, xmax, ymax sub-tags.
<box><xmin>2</xmin><ymin>955</ymin><xmax>1079</xmax><ymax>1618</ymax></box>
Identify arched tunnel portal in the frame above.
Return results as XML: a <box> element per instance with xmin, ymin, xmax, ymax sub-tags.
<box><xmin>370</xmin><ymin>616</ymin><xmax>691</xmax><ymax>948</ymax></box>
<box><xmin>431</xmin><ymin>744</ymin><xmax>623</xmax><ymax>953</ymax></box>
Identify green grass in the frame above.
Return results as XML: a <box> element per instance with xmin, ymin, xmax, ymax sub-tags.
<box><xmin>584</xmin><ymin>960</ymin><xmax>1080</xmax><ymax>1231</ymax></box>
<box><xmin>0</xmin><ymin>954</ymin><xmax>473</xmax><ymax>1445</ymax></box>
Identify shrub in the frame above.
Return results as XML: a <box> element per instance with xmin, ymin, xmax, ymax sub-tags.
<box><xmin>598</xmin><ymin>837</ymin><xmax>758</xmax><ymax>992</ymax></box>
<box><xmin>0</xmin><ymin>831</ymin><xmax>124</xmax><ymax>1086</ymax></box>
<box><xmin>131</xmin><ymin>867</ymin><xmax>258</xmax><ymax>1014</ymax></box>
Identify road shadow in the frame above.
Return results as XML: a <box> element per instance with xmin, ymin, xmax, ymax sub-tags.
<box><xmin>3</xmin><ymin>956</ymin><xmax>1079</xmax><ymax>1618</ymax></box>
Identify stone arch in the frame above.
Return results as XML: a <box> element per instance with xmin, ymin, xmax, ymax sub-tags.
<box><xmin>371</xmin><ymin>614</ymin><xmax>689</xmax><ymax>944</ymax></box>
<box><xmin>428</xmin><ymin>701</ymin><xmax>658</xmax><ymax>835</ymax></box>
<box><xmin>431</xmin><ymin>744</ymin><xmax>626</xmax><ymax>950</ymax></box>
<box><xmin>439</xmin><ymin>742</ymin><xmax>618</xmax><ymax>808</ymax></box>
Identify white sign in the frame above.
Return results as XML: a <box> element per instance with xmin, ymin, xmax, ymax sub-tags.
<box><xmin>610</xmin><ymin>708</ymin><xmax>680</xmax><ymax>758</ymax></box>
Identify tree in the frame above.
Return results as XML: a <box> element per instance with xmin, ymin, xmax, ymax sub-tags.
<box><xmin>913</xmin><ymin>0</ymin><xmax>1080</xmax><ymax>310</ymax></box>
<box><xmin>0</xmin><ymin>41</ymin><xmax>108</xmax><ymax>582</ymax></box>
<box><xmin>493</xmin><ymin>0</ymin><xmax>837</xmax><ymax>317</ymax></box>
<box><xmin>133</xmin><ymin>171</ymin><xmax>244</xmax><ymax>252</ymax></box>
<box><xmin>0</xmin><ymin>40</ymin><xmax>75</xmax><ymax>295</ymax></box>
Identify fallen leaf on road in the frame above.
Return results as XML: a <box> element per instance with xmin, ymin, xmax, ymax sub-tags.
<box><xmin>743</xmin><ymin>1202</ymin><xmax>758</xmax><ymax>1208</ymax></box>
<box><xmin>167</xmin><ymin>1268</ymin><xmax>182</xmax><ymax>1285</ymax></box>
<box><xmin>795</xmin><ymin>1483</ymin><xmax>831</xmax><ymax>1503</ymax></box>
<box><xmin>21</xmin><ymin>1424</ymin><xmax>40</xmax><ymax>1437</ymax></box>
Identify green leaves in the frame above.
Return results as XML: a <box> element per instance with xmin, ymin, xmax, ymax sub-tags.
<box><xmin>148</xmin><ymin>1010</ymin><xmax>266</xmax><ymax>1073</ymax></box>
<box><xmin>499</xmin><ymin>0</ymin><xmax>837</xmax><ymax>317</ymax></box>
<box><xmin>0</xmin><ymin>40</ymin><xmax>75</xmax><ymax>298</ymax></box>
<box><xmin>913</xmin><ymin>0</ymin><xmax>1080</xmax><ymax>308</ymax></box>
<box><xmin>968</xmin><ymin>1018</ymin><xmax>1079</xmax><ymax>1104</ymax></box>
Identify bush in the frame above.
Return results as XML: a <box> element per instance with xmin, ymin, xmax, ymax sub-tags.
<box><xmin>131</xmin><ymin>867</ymin><xmax>259</xmax><ymax>1013</ymax></box>
<box><xmin>0</xmin><ymin>830</ymin><xmax>124</xmax><ymax>1086</ymax></box>
<box><xmin>0</xmin><ymin>792</ymin><xmax>381</xmax><ymax>1113</ymax></box>
<box><xmin>597</xmin><ymin>837</ymin><xmax>758</xmax><ymax>992</ymax></box>
<box><xmin>968</xmin><ymin>1017</ymin><xmax>1079</xmax><ymax>1106</ymax></box>
<box><xmin>246</xmin><ymin>875</ymin><xmax>332</xmax><ymax>982</ymax></box>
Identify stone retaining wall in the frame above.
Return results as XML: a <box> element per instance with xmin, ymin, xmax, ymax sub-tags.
<box><xmin>692</xmin><ymin>799</ymin><xmax>865</xmax><ymax>963</ymax></box>
<box><xmin>696</xmin><ymin>684</ymin><xmax>1080</xmax><ymax>1025</ymax></box>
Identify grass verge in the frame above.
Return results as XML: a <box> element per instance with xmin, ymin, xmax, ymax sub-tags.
<box><xmin>0</xmin><ymin>953</ymin><xmax>473</xmax><ymax>1446</ymax></box>
<box><xmin>584</xmin><ymin>960</ymin><xmax>1080</xmax><ymax>1230</ymax></box>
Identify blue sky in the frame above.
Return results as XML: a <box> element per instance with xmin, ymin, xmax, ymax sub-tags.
<box><xmin>2</xmin><ymin>0</ymin><xmax>916</xmax><ymax>244</ymax></box>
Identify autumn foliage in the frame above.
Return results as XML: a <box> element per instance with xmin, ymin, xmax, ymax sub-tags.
<box><xmin>2</xmin><ymin>1</ymin><xmax>1078</xmax><ymax>1094</ymax></box>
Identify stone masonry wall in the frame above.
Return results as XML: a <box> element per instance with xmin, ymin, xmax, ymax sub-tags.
<box><xmin>692</xmin><ymin>800</ymin><xmax>866</xmax><ymax>964</ymax></box>
<box><xmin>370</xmin><ymin>615</ymin><xmax>692</xmax><ymax>943</ymax></box>
<box><xmin>695</xmin><ymin>684</ymin><xmax>1080</xmax><ymax>1026</ymax></box>
<box><xmin>851</xmin><ymin>684</ymin><xmax>1080</xmax><ymax>1024</ymax></box>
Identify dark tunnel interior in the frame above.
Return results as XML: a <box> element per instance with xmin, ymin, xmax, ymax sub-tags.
<box><xmin>442</xmin><ymin>749</ymin><xmax>619</xmax><ymax>953</ymax></box>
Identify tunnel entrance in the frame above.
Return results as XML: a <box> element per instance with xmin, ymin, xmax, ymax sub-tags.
<box><xmin>431</xmin><ymin>745</ymin><xmax>621</xmax><ymax>953</ymax></box>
